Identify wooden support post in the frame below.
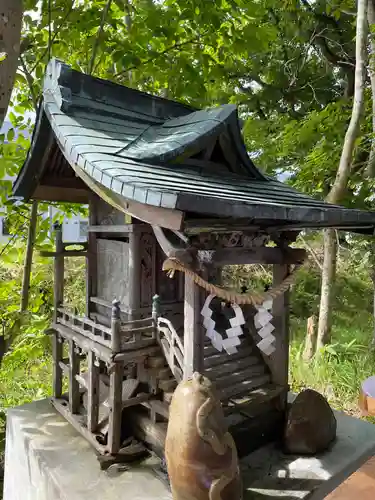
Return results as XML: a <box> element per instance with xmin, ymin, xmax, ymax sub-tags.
<box><xmin>54</xmin><ymin>224</ymin><xmax>64</xmax><ymax>323</ymax></box>
<box><xmin>128</xmin><ymin>230</ymin><xmax>141</xmax><ymax>321</ymax></box>
<box><xmin>108</xmin><ymin>299</ymin><xmax>123</xmax><ymax>454</ymax></box>
<box><xmin>87</xmin><ymin>350</ymin><xmax>99</xmax><ymax>432</ymax></box>
<box><xmin>68</xmin><ymin>339</ymin><xmax>80</xmax><ymax>414</ymax></box>
<box><xmin>108</xmin><ymin>360</ymin><xmax>124</xmax><ymax>455</ymax></box>
<box><xmin>52</xmin><ymin>332</ymin><xmax>63</xmax><ymax>398</ymax></box>
<box><xmin>86</xmin><ymin>196</ymin><xmax>98</xmax><ymax>317</ymax></box>
<box><xmin>20</xmin><ymin>200</ymin><xmax>38</xmax><ymax>312</ymax></box>
<box><xmin>183</xmin><ymin>275</ymin><xmax>203</xmax><ymax>379</ymax></box>
<box><xmin>270</xmin><ymin>264</ymin><xmax>290</xmax><ymax>406</ymax></box>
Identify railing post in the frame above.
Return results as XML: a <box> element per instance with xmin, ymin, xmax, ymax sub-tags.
<box><xmin>68</xmin><ymin>340</ymin><xmax>80</xmax><ymax>414</ymax></box>
<box><xmin>87</xmin><ymin>351</ymin><xmax>99</xmax><ymax>432</ymax></box>
<box><xmin>111</xmin><ymin>299</ymin><xmax>121</xmax><ymax>353</ymax></box>
<box><xmin>152</xmin><ymin>294</ymin><xmax>160</xmax><ymax>339</ymax></box>
<box><xmin>52</xmin><ymin>332</ymin><xmax>63</xmax><ymax>398</ymax></box>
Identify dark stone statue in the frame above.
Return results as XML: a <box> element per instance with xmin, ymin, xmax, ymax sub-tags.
<box><xmin>165</xmin><ymin>372</ymin><xmax>242</xmax><ymax>500</ymax></box>
<box><xmin>284</xmin><ymin>389</ymin><xmax>337</xmax><ymax>455</ymax></box>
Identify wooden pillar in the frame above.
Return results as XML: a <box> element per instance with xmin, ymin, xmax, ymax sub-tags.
<box><xmin>53</xmin><ymin>224</ymin><xmax>64</xmax><ymax>322</ymax></box>
<box><xmin>128</xmin><ymin>230</ymin><xmax>141</xmax><ymax>321</ymax></box>
<box><xmin>86</xmin><ymin>196</ymin><xmax>98</xmax><ymax>317</ymax></box>
<box><xmin>270</xmin><ymin>264</ymin><xmax>290</xmax><ymax>399</ymax></box>
<box><xmin>68</xmin><ymin>339</ymin><xmax>80</xmax><ymax>414</ymax></box>
<box><xmin>87</xmin><ymin>351</ymin><xmax>99</xmax><ymax>432</ymax></box>
<box><xmin>20</xmin><ymin>200</ymin><xmax>38</xmax><ymax>312</ymax></box>
<box><xmin>52</xmin><ymin>224</ymin><xmax>64</xmax><ymax>400</ymax></box>
<box><xmin>183</xmin><ymin>275</ymin><xmax>203</xmax><ymax>379</ymax></box>
<box><xmin>108</xmin><ymin>300</ymin><xmax>123</xmax><ymax>455</ymax></box>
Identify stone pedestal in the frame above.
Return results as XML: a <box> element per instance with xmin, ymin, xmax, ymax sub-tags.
<box><xmin>3</xmin><ymin>399</ymin><xmax>171</xmax><ymax>500</ymax></box>
<box><xmin>4</xmin><ymin>398</ymin><xmax>375</xmax><ymax>499</ymax></box>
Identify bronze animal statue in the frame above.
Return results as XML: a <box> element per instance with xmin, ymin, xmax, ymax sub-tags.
<box><xmin>165</xmin><ymin>372</ymin><xmax>242</xmax><ymax>500</ymax></box>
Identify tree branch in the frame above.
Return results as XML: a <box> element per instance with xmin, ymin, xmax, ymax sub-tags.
<box><xmin>30</xmin><ymin>1</ymin><xmax>75</xmax><ymax>73</ymax></box>
<box><xmin>89</xmin><ymin>0</ymin><xmax>113</xmax><ymax>75</ymax></box>
<box><xmin>19</xmin><ymin>55</ymin><xmax>38</xmax><ymax>111</ymax></box>
<box><xmin>114</xmin><ymin>36</ymin><xmax>207</xmax><ymax>78</ymax></box>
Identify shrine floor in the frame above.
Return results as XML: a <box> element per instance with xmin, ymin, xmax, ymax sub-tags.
<box><xmin>326</xmin><ymin>456</ymin><xmax>375</xmax><ymax>499</ymax></box>
<box><xmin>4</xmin><ymin>398</ymin><xmax>375</xmax><ymax>500</ymax></box>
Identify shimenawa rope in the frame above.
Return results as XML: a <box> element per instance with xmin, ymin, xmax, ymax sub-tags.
<box><xmin>162</xmin><ymin>257</ymin><xmax>307</xmax><ymax>306</ymax></box>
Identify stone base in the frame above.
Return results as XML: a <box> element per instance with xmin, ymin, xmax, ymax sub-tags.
<box><xmin>4</xmin><ymin>398</ymin><xmax>375</xmax><ymax>499</ymax></box>
<box><xmin>3</xmin><ymin>399</ymin><xmax>171</xmax><ymax>500</ymax></box>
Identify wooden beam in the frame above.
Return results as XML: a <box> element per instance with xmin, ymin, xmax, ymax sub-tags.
<box><xmin>198</xmin><ymin>247</ymin><xmax>306</xmax><ymax>267</ymax></box>
<box><xmin>40</xmin><ymin>250</ymin><xmax>87</xmax><ymax>258</ymax></box>
<box><xmin>51</xmin><ymin>397</ymin><xmax>107</xmax><ymax>455</ymax></box>
<box><xmin>183</xmin><ymin>275</ymin><xmax>203</xmax><ymax>378</ymax></box>
<box><xmin>40</xmin><ymin>175</ymin><xmax>88</xmax><ymax>190</ymax></box>
<box><xmin>33</xmin><ymin>185</ymin><xmax>89</xmax><ymax>203</ymax></box>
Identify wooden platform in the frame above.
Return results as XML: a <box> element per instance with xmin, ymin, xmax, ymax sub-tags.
<box><xmin>326</xmin><ymin>456</ymin><xmax>375</xmax><ymax>499</ymax></box>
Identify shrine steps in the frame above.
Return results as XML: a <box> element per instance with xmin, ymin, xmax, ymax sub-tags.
<box><xmin>133</xmin><ymin>383</ymin><xmax>285</xmax><ymax>460</ymax></box>
<box><xmin>204</xmin><ymin>336</ymin><xmax>273</xmax><ymax>403</ymax></box>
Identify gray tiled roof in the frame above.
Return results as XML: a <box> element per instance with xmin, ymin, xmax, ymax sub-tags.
<box><xmin>12</xmin><ymin>59</ymin><xmax>375</xmax><ymax>233</ymax></box>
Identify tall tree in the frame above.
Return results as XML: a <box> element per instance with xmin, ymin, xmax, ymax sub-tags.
<box><xmin>317</xmin><ymin>0</ymin><xmax>368</xmax><ymax>351</ymax></box>
<box><xmin>0</xmin><ymin>0</ymin><xmax>23</xmax><ymax>127</ymax></box>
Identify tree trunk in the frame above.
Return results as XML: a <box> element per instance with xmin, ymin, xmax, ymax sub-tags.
<box><xmin>317</xmin><ymin>0</ymin><xmax>368</xmax><ymax>349</ymax></box>
<box><xmin>369</xmin><ymin>241</ymin><xmax>375</xmax><ymax>345</ymax></box>
<box><xmin>0</xmin><ymin>0</ymin><xmax>23</xmax><ymax>127</ymax></box>
<box><xmin>326</xmin><ymin>0</ymin><xmax>367</xmax><ymax>204</ymax></box>
<box><xmin>303</xmin><ymin>314</ymin><xmax>317</xmax><ymax>362</ymax></box>
<box><xmin>316</xmin><ymin>229</ymin><xmax>337</xmax><ymax>352</ymax></box>
<box><xmin>366</xmin><ymin>0</ymin><xmax>375</xmax><ymax>177</ymax></box>
<box><xmin>20</xmin><ymin>201</ymin><xmax>38</xmax><ymax>312</ymax></box>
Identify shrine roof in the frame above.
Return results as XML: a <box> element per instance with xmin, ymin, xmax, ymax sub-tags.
<box><xmin>12</xmin><ymin>59</ymin><xmax>375</xmax><ymax>233</ymax></box>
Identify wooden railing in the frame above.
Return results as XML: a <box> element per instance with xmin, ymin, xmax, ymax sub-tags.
<box><xmin>56</xmin><ymin>304</ymin><xmax>156</xmax><ymax>352</ymax></box>
<box><xmin>157</xmin><ymin>316</ymin><xmax>184</xmax><ymax>383</ymax></box>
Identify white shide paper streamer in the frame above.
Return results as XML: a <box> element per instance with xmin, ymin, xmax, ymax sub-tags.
<box><xmin>254</xmin><ymin>299</ymin><xmax>276</xmax><ymax>355</ymax></box>
<box><xmin>201</xmin><ymin>295</ymin><xmax>245</xmax><ymax>355</ymax></box>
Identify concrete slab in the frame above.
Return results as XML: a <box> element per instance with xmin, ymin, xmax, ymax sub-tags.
<box><xmin>3</xmin><ymin>399</ymin><xmax>172</xmax><ymax>500</ymax></box>
<box><xmin>4</xmin><ymin>398</ymin><xmax>375</xmax><ymax>500</ymax></box>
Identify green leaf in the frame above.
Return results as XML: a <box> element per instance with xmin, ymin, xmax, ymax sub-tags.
<box><xmin>7</xmin><ymin>128</ymin><xmax>15</xmax><ymax>142</ymax></box>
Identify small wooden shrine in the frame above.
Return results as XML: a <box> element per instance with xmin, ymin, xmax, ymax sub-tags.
<box><xmin>13</xmin><ymin>59</ymin><xmax>375</xmax><ymax>469</ymax></box>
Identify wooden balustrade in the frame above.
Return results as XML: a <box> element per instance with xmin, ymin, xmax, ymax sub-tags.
<box><xmin>157</xmin><ymin>316</ymin><xmax>184</xmax><ymax>382</ymax></box>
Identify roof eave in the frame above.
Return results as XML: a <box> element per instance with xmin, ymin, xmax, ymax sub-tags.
<box><xmin>175</xmin><ymin>193</ymin><xmax>375</xmax><ymax>233</ymax></box>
